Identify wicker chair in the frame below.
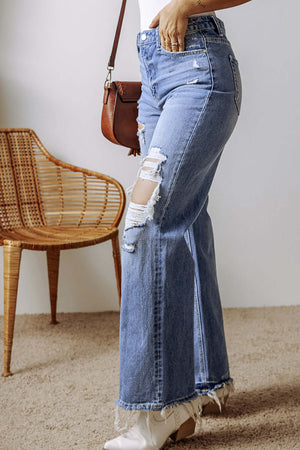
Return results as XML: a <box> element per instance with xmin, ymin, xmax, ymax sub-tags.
<box><xmin>0</xmin><ymin>128</ymin><xmax>125</xmax><ymax>377</ymax></box>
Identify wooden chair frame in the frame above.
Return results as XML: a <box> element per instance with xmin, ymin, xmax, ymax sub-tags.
<box><xmin>0</xmin><ymin>128</ymin><xmax>125</xmax><ymax>376</ymax></box>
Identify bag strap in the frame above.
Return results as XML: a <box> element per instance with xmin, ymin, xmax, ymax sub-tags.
<box><xmin>105</xmin><ymin>0</ymin><xmax>127</xmax><ymax>87</ymax></box>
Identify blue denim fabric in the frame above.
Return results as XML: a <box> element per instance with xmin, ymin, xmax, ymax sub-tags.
<box><xmin>116</xmin><ymin>15</ymin><xmax>241</xmax><ymax>411</ymax></box>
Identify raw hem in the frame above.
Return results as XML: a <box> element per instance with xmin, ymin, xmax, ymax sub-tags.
<box><xmin>116</xmin><ymin>389</ymin><xmax>199</xmax><ymax>411</ymax></box>
<box><xmin>114</xmin><ymin>378</ymin><xmax>234</xmax><ymax>433</ymax></box>
<box><xmin>196</xmin><ymin>378</ymin><xmax>235</xmax><ymax>413</ymax></box>
<box><xmin>195</xmin><ymin>377</ymin><xmax>234</xmax><ymax>395</ymax></box>
<box><xmin>114</xmin><ymin>391</ymin><xmax>204</xmax><ymax>433</ymax></box>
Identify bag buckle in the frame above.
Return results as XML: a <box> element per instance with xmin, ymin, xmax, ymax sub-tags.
<box><xmin>104</xmin><ymin>66</ymin><xmax>114</xmax><ymax>88</ymax></box>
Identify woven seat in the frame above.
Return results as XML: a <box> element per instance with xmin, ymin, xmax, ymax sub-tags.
<box><xmin>0</xmin><ymin>226</ymin><xmax>118</xmax><ymax>249</ymax></box>
<box><xmin>0</xmin><ymin>129</ymin><xmax>125</xmax><ymax>376</ymax></box>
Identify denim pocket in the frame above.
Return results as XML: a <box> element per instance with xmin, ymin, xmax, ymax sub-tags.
<box><xmin>228</xmin><ymin>54</ymin><xmax>242</xmax><ymax>115</ymax></box>
<box><xmin>158</xmin><ymin>31</ymin><xmax>206</xmax><ymax>57</ymax></box>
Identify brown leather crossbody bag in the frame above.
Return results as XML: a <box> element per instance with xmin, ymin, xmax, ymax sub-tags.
<box><xmin>101</xmin><ymin>0</ymin><xmax>141</xmax><ymax>156</ymax></box>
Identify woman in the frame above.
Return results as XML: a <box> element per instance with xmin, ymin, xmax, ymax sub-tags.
<box><xmin>104</xmin><ymin>0</ymin><xmax>250</xmax><ymax>448</ymax></box>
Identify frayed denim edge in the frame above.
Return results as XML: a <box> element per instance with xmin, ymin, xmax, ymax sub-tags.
<box><xmin>196</xmin><ymin>377</ymin><xmax>234</xmax><ymax>396</ymax></box>
<box><xmin>196</xmin><ymin>378</ymin><xmax>235</xmax><ymax>413</ymax></box>
<box><xmin>113</xmin><ymin>378</ymin><xmax>234</xmax><ymax>433</ymax></box>
<box><xmin>116</xmin><ymin>388</ymin><xmax>199</xmax><ymax>412</ymax></box>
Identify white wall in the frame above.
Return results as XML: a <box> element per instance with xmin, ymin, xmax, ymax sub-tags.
<box><xmin>0</xmin><ymin>0</ymin><xmax>298</xmax><ymax>314</ymax></box>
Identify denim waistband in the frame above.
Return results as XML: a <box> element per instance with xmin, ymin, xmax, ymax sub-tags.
<box><xmin>136</xmin><ymin>15</ymin><xmax>226</xmax><ymax>47</ymax></box>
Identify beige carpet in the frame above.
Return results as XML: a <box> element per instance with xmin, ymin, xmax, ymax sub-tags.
<box><xmin>0</xmin><ymin>306</ymin><xmax>299</xmax><ymax>449</ymax></box>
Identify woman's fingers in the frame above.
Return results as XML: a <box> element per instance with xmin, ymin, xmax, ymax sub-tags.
<box><xmin>177</xmin><ymin>22</ymin><xmax>187</xmax><ymax>51</ymax></box>
<box><xmin>148</xmin><ymin>2</ymin><xmax>188</xmax><ymax>52</ymax></box>
<box><xmin>148</xmin><ymin>13</ymin><xmax>160</xmax><ymax>29</ymax></box>
<box><xmin>163</xmin><ymin>30</ymin><xmax>178</xmax><ymax>52</ymax></box>
<box><xmin>161</xmin><ymin>31</ymin><xmax>174</xmax><ymax>52</ymax></box>
<box><xmin>160</xmin><ymin>20</ymin><xmax>187</xmax><ymax>52</ymax></box>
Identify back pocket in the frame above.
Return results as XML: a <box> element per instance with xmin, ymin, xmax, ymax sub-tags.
<box><xmin>228</xmin><ymin>54</ymin><xmax>242</xmax><ymax>115</ymax></box>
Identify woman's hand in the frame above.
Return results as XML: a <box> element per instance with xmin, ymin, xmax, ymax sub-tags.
<box><xmin>148</xmin><ymin>0</ymin><xmax>252</xmax><ymax>52</ymax></box>
<box><xmin>148</xmin><ymin>0</ymin><xmax>189</xmax><ymax>52</ymax></box>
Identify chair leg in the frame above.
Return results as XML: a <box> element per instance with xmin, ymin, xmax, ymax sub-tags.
<box><xmin>2</xmin><ymin>243</ymin><xmax>22</xmax><ymax>377</ymax></box>
<box><xmin>46</xmin><ymin>248</ymin><xmax>60</xmax><ymax>325</ymax></box>
<box><xmin>111</xmin><ymin>232</ymin><xmax>122</xmax><ymax>307</ymax></box>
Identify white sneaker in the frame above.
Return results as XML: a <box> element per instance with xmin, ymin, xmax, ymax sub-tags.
<box><xmin>103</xmin><ymin>397</ymin><xmax>202</xmax><ymax>450</ymax></box>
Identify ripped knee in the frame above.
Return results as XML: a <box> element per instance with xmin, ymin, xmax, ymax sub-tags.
<box><xmin>124</xmin><ymin>147</ymin><xmax>167</xmax><ymax>230</ymax></box>
<box><xmin>137</xmin><ymin>122</ymin><xmax>146</xmax><ymax>145</ymax></box>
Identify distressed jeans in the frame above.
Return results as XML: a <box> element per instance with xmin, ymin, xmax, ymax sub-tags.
<box><xmin>116</xmin><ymin>15</ymin><xmax>242</xmax><ymax>416</ymax></box>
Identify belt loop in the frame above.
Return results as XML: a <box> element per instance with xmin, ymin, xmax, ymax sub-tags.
<box><xmin>211</xmin><ymin>16</ymin><xmax>223</xmax><ymax>36</ymax></box>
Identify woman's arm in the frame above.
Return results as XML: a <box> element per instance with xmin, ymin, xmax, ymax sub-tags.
<box><xmin>149</xmin><ymin>0</ymin><xmax>251</xmax><ymax>52</ymax></box>
<box><xmin>181</xmin><ymin>0</ymin><xmax>252</xmax><ymax>16</ymax></box>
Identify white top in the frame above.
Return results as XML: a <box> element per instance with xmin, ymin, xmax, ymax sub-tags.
<box><xmin>138</xmin><ymin>0</ymin><xmax>216</xmax><ymax>31</ymax></box>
